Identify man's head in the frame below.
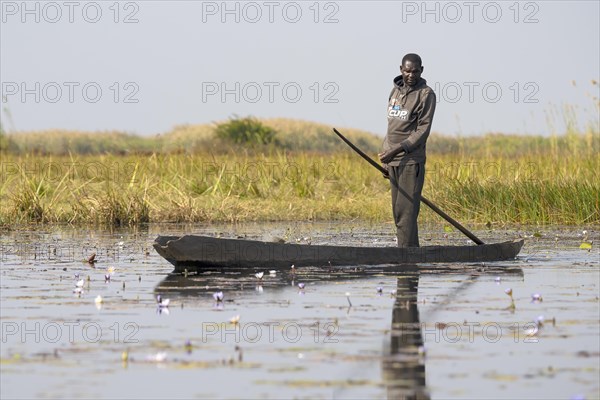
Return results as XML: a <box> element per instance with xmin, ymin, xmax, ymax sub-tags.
<box><xmin>400</xmin><ymin>53</ymin><xmax>424</xmax><ymax>87</ymax></box>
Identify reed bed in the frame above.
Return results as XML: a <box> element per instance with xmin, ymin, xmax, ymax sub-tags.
<box><xmin>1</xmin><ymin>149</ymin><xmax>597</xmax><ymax>226</ymax></box>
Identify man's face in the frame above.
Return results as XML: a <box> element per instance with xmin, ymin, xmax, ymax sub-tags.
<box><xmin>400</xmin><ymin>60</ymin><xmax>423</xmax><ymax>87</ymax></box>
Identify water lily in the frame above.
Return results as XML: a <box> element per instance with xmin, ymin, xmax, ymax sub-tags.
<box><xmin>297</xmin><ymin>282</ymin><xmax>305</xmax><ymax>290</ymax></box>
<box><xmin>495</xmin><ymin>277</ymin><xmax>501</xmax><ymax>284</ymax></box>
<box><xmin>104</xmin><ymin>274</ymin><xmax>111</xmax><ymax>282</ymax></box>
<box><xmin>504</xmin><ymin>288</ymin><xmax>516</xmax><ymax>310</ymax></box>
<box><xmin>75</xmin><ymin>279</ymin><xmax>84</xmax><ymax>288</ymax></box>
<box><xmin>95</xmin><ymin>295</ymin><xmax>103</xmax><ymax>309</ymax></box>
<box><xmin>269</xmin><ymin>270</ymin><xmax>277</xmax><ymax>276</ymax></box>
<box><xmin>184</xmin><ymin>340</ymin><xmax>193</xmax><ymax>354</ymax></box>
<box><xmin>107</xmin><ymin>266</ymin><xmax>115</xmax><ymax>275</ymax></box>
<box><xmin>524</xmin><ymin>324</ymin><xmax>538</xmax><ymax>336</ymax></box>
<box><xmin>536</xmin><ymin>315</ymin><xmax>545</xmax><ymax>326</ymax></box>
<box><xmin>255</xmin><ymin>272</ymin><xmax>264</xmax><ymax>280</ymax></box>
<box><xmin>230</xmin><ymin>315</ymin><xmax>240</xmax><ymax>325</ymax></box>
<box><xmin>525</xmin><ymin>316</ymin><xmax>544</xmax><ymax>337</ymax></box>
<box><xmin>146</xmin><ymin>352</ymin><xmax>167</xmax><ymax>363</ymax></box>
<box><xmin>213</xmin><ymin>291</ymin><xmax>224</xmax><ymax>302</ymax></box>
<box><xmin>376</xmin><ymin>286</ymin><xmax>383</xmax><ymax>294</ymax></box>
<box><xmin>531</xmin><ymin>293</ymin><xmax>543</xmax><ymax>302</ymax></box>
<box><xmin>72</xmin><ymin>287</ymin><xmax>83</xmax><ymax>295</ymax></box>
<box><xmin>156</xmin><ymin>294</ymin><xmax>170</xmax><ymax>308</ymax></box>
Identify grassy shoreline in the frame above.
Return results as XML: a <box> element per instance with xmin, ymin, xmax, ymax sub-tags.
<box><xmin>1</xmin><ymin>118</ymin><xmax>598</xmax><ymax>226</ymax></box>
<box><xmin>1</xmin><ymin>151</ymin><xmax>597</xmax><ymax>226</ymax></box>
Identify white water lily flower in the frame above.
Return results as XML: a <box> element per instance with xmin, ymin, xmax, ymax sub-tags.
<box><xmin>156</xmin><ymin>295</ymin><xmax>170</xmax><ymax>307</ymax></box>
<box><xmin>255</xmin><ymin>272</ymin><xmax>264</xmax><ymax>280</ymax></box>
<box><xmin>146</xmin><ymin>352</ymin><xmax>167</xmax><ymax>363</ymax></box>
<box><xmin>213</xmin><ymin>291</ymin><xmax>224</xmax><ymax>302</ymax></box>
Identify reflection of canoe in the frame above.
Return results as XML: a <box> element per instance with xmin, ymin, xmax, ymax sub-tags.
<box><xmin>153</xmin><ymin>235</ymin><xmax>524</xmax><ymax>272</ymax></box>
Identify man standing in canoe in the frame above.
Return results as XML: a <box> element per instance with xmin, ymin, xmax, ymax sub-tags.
<box><xmin>379</xmin><ymin>53</ymin><xmax>437</xmax><ymax>247</ymax></box>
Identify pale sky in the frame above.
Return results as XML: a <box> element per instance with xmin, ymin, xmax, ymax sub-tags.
<box><xmin>1</xmin><ymin>0</ymin><xmax>599</xmax><ymax>136</ymax></box>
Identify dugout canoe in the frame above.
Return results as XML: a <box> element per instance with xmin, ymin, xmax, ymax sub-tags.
<box><xmin>153</xmin><ymin>235</ymin><xmax>524</xmax><ymax>272</ymax></box>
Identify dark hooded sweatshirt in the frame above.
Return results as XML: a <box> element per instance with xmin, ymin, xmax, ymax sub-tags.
<box><xmin>382</xmin><ymin>76</ymin><xmax>436</xmax><ymax>165</ymax></box>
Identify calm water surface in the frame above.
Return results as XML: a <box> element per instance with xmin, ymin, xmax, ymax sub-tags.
<box><xmin>1</xmin><ymin>223</ymin><xmax>598</xmax><ymax>399</ymax></box>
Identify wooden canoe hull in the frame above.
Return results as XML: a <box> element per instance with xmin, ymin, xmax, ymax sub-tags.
<box><xmin>153</xmin><ymin>235</ymin><xmax>525</xmax><ymax>272</ymax></box>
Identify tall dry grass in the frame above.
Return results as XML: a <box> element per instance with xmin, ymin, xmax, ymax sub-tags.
<box><xmin>1</xmin><ymin>148</ymin><xmax>597</xmax><ymax>226</ymax></box>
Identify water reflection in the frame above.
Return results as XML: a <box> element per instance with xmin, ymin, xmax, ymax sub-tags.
<box><xmin>383</xmin><ymin>271</ymin><xmax>429</xmax><ymax>399</ymax></box>
<box><xmin>155</xmin><ymin>264</ymin><xmax>523</xmax><ymax>298</ymax></box>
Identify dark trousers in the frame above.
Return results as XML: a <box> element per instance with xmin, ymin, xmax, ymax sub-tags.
<box><xmin>389</xmin><ymin>162</ymin><xmax>425</xmax><ymax>247</ymax></box>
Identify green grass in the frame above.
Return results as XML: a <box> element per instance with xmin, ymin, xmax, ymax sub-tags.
<box><xmin>1</xmin><ymin>117</ymin><xmax>598</xmax><ymax>226</ymax></box>
<box><xmin>0</xmin><ymin>149</ymin><xmax>597</xmax><ymax>226</ymax></box>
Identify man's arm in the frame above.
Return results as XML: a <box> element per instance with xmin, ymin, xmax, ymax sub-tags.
<box><xmin>379</xmin><ymin>147</ymin><xmax>404</xmax><ymax>164</ymax></box>
<box><xmin>399</xmin><ymin>90</ymin><xmax>436</xmax><ymax>153</ymax></box>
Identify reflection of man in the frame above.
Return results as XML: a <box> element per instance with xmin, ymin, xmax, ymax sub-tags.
<box><xmin>382</xmin><ymin>272</ymin><xmax>429</xmax><ymax>399</ymax></box>
<box><xmin>379</xmin><ymin>53</ymin><xmax>436</xmax><ymax>248</ymax></box>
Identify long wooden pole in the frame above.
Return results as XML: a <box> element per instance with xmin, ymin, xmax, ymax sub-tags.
<box><xmin>332</xmin><ymin>128</ymin><xmax>485</xmax><ymax>245</ymax></box>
